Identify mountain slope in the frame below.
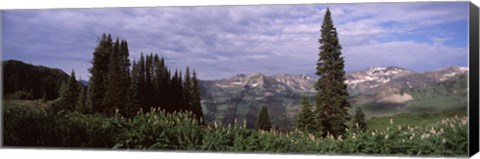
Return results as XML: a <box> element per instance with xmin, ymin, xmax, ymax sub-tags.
<box><xmin>199</xmin><ymin>66</ymin><xmax>468</xmax><ymax>129</ymax></box>
<box><xmin>3</xmin><ymin>60</ymin><xmax>73</xmax><ymax>100</ymax></box>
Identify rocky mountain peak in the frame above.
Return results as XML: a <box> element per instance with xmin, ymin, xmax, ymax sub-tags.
<box><xmin>299</xmin><ymin>73</ymin><xmax>312</xmax><ymax>80</ymax></box>
<box><xmin>364</xmin><ymin>66</ymin><xmax>410</xmax><ymax>76</ymax></box>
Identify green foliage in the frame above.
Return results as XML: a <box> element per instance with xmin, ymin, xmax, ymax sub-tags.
<box><xmin>255</xmin><ymin>106</ymin><xmax>272</xmax><ymax>131</ymax></box>
<box><xmin>4</xmin><ymin>103</ymin><xmax>467</xmax><ymax>156</ymax></box>
<box><xmin>3</xmin><ymin>60</ymin><xmax>70</xmax><ymax>100</ymax></box>
<box><xmin>75</xmin><ymin>86</ymin><xmax>88</xmax><ymax>113</ymax></box>
<box><xmin>315</xmin><ymin>8</ymin><xmax>351</xmax><ymax>138</ymax></box>
<box><xmin>191</xmin><ymin>70</ymin><xmax>204</xmax><ymax>123</ymax></box>
<box><xmin>352</xmin><ymin>107</ymin><xmax>367</xmax><ymax>133</ymax></box>
<box><xmin>114</xmin><ymin>109</ymin><xmax>203</xmax><ymax>150</ymax></box>
<box><xmin>88</xmin><ymin>33</ymin><xmax>113</xmax><ymax>114</ymax></box>
<box><xmin>52</xmin><ymin>70</ymin><xmax>80</xmax><ymax>112</ymax></box>
<box><xmin>296</xmin><ymin>95</ymin><xmax>315</xmax><ymax>133</ymax></box>
<box><xmin>3</xmin><ymin>103</ymin><xmax>124</xmax><ymax>147</ymax></box>
<box><xmin>103</xmin><ymin>39</ymin><xmax>125</xmax><ymax>116</ymax></box>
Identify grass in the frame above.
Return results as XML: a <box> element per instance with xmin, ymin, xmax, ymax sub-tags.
<box><xmin>366</xmin><ymin>110</ymin><xmax>466</xmax><ymax>131</ymax></box>
<box><xmin>2</xmin><ymin>99</ymin><xmax>53</xmax><ymax>109</ymax></box>
<box><xmin>402</xmin><ymin>96</ymin><xmax>466</xmax><ymax>114</ymax></box>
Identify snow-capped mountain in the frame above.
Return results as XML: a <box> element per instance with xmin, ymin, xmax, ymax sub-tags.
<box><xmin>345</xmin><ymin>66</ymin><xmax>415</xmax><ymax>88</ymax></box>
<box><xmin>198</xmin><ymin>66</ymin><xmax>468</xmax><ymax>129</ymax></box>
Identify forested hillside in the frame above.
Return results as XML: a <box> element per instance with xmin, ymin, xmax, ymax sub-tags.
<box><xmin>3</xmin><ymin>60</ymin><xmax>71</xmax><ymax>100</ymax></box>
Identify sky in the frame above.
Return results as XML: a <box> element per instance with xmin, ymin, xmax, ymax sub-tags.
<box><xmin>1</xmin><ymin>2</ymin><xmax>469</xmax><ymax>80</ymax></box>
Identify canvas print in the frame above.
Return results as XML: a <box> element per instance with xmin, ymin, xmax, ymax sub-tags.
<box><xmin>1</xmin><ymin>2</ymin><xmax>470</xmax><ymax>157</ymax></box>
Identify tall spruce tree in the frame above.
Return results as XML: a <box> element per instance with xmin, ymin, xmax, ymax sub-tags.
<box><xmin>103</xmin><ymin>38</ymin><xmax>123</xmax><ymax>116</ymax></box>
<box><xmin>315</xmin><ymin>8</ymin><xmax>351</xmax><ymax>138</ymax></box>
<box><xmin>54</xmin><ymin>70</ymin><xmax>80</xmax><ymax>112</ymax></box>
<box><xmin>138</xmin><ymin>53</ymin><xmax>147</xmax><ymax>112</ymax></box>
<box><xmin>153</xmin><ymin>55</ymin><xmax>169</xmax><ymax>111</ymax></box>
<box><xmin>296</xmin><ymin>95</ymin><xmax>315</xmax><ymax>133</ymax></box>
<box><xmin>76</xmin><ymin>86</ymin><xmax>88</xmax><ymax>113</ymax></box>
<box><xmin>87</xmin><ymin>33</ymin><xmax>113</xmax><ymax>114</ymax></box>
<box><xmin>352</xmin><ymin>107</ymin><xmax>367</xmax><ymax>133</ymax></box>
<box><xmin>183</xmin><ymin>67</ymin><xmax>193</xmax><ymax>111</ymax></box>
<box><xmin>127</xmin><ymin>60</ymin><xmax>143</xmax><ymax>117</ymax></box>
<box><xmin>255</xmin><ymin>106</ymin><xmax>272</xmax><ymax>131</ymax></box>
<box><xmin>191</xmin><ymin>70</ymin><xmax>204</xmax><ymax>123</ymax></box>
<box><xmin>118</xmin><ymin>40</ymin><xmax>131</xmax><ymax>116</ymax></box>
<box><xmin>144</xmin><ymin>54</ymin><xmax>154</xmax><ymax>111</ymax></box>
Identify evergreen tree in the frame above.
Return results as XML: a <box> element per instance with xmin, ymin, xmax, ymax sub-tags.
<box><xmin>103</xmin><ymin>38</ymin><xmax>123</xmax><ymax>116</ymax></box>
<box><xmin>144</xmin><ymin>54</ymin><xmax>154</xmax><ymax>111</ymax></box>
<box><xmin>153</xmin><ymin>55</ymin><xmax>169</xmax><ymax>111</ymax></box>
<box><xmin>126</xmin><ymin>60</ymin><xmax>143</xmax><ymax>117</ymax></box>
<box><xmin>183</xmin><ymin>67</ymin><xmax>193</xmax><ymax>111</ymax></box>
<box><xmin>296</xmin><ymin>95</ymin><xmax>315</xmax><ymax>133</ymax></box>
<box><xmin>138</xmin><ymin>53</ymin><xmax>147</xmax><ymax>112</ymax></box>
<box><xmin>255</xmin><ymin>106</ymin><xmax>272</xmax><ymax>131</ymax></box>
<box><xmin>315</xmin><ymin>8</ymin><xmax>351</xmax><ymax>138</ymax></box>
<box><xmin>54</xmin><ymin>70</ymin><xmax>80</xmax><ymax>112</ymax></box>
<box><xmin>87</xmin><ymin>33</ymin><xmax>113</xmax><ymax>114</ymax></box>
<box><xmin>76</xmin><ymin>86</ymin><xmax>88</xmax><ymax>113</ymax></box>
<box><xmin>191</xmin><ymin>70</ymin><xmax>204</xmax><ymax>123</ymax></box>
<box><xmin>118</xmin><ymin>40</ymin><xmax>131</xmax><ymax>116</ymax></box>
<box><xmin>352</xmin><ymin>107</ymin><xmax>367</xmax><ymax>133</ymax></box>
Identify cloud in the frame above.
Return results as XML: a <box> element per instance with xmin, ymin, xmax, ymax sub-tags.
<box><xmin>2</xmin><ymin>2</ymin><xmax>469</xmax><ymax>80</ymax></box>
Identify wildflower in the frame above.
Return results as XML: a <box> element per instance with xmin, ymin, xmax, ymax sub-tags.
<box><xmin>461</xmin><ymin>119</ymin><xmax>467</xmax><ymax>125</ymax></box>
<box><xmin>398</xmin><ymin>125</ymin><xmax>401</xmax><ymax>130</ymax></box>
<box><xmin>442</xmin><ymin>138</ymin><xmax>446</xmax><ymax>143</ymax></box>
<box><xmin>385</xmin><ymin>135</ymin><xmax>388</xmax><ymax>140</ymax></box>
<box><xmin>402</xmin><ymin>139</ymin><xmax>405</xmax><ymax>143</ymax></box>
<box><xmin>390</xmin><ymin>118</ymin><xmax>393</xmax><ymax>125</ymax></box>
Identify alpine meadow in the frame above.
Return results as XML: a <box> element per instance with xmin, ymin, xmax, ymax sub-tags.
<box><xmin>2</xmin><ymin>3</ymin><xmax>469</xmax><ymax>157</ymax></box>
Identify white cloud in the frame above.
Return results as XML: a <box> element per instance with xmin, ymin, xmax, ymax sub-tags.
<box><xmin>2</xmin><ymin>2</ymin><xmax>469</xmax><ymax>80</ymax></box>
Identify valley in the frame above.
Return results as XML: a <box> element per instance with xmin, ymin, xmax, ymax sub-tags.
<box><xmin>199</xmin><ymin>66</ymin><xmax>468</xmax><ymax>129</ymax></box>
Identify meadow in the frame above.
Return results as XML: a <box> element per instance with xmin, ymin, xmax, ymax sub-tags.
<box><xmin>3</xmin><ymin>100</ymin><xmax>468</xmax><ymax>156</ymax></box>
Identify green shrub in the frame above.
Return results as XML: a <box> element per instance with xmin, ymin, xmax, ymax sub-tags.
<box><xmin>3</xmin><ymin>105</ymin><xmax>468</xmax><ymax>156</ymax></box>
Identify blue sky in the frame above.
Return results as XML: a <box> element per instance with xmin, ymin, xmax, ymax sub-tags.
<box><xmin>1</xmin><ymin>2</ymin><xmax>469</xmax><ymax>80</ymax></box>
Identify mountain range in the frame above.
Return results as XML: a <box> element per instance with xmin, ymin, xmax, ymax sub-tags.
<box><xmin>3</xmin><ymin>59</ymin><xmax>467</xmax><ymax>130</ymax></box>
<box><xmin>199</xmin><ymin>66</ymin><xmax>468</xmax><ymax>129</ymax></box>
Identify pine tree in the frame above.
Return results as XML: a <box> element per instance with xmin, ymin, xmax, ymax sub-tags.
<box><xmin>87</xmin><ymin>33</ymin><xmax>113</xmax><ymax>114</ymax></box>
<box><xmin>138</xmin><ymin>53</ymin><xmax>147</xmax><ymax>112</ymax></box>
<box><xmin>103</xmin><ymin>38</ymin><xmax>123</xmax><ymax>116</ymax></box>
<box><xmin>255</xmin><ymin>106</ymin><xmax>272</xmax><ymax>131</ymax></box>
<box><xmin>352</xmin><ymin>107</ymin><xmax>367</xmax><ymax>133</ymax></box>
<box><xmin>54</xmin><ymin>70</ymin><xmax>80</xmax><ymax>112</ymax></box>
<box><xmin>315</xmin><ymin>8</ymin><xmax>351</xmax><ymax>138</ymax></box>
<box><xmin>144</xmin><ymin>53</ymin><xmax>154</xmax><ymax>111</ymax></box>
<box><xmin>183</xmin><ymin>67</ymin><xmax>193</xmax><ymax>111</ymax></box>
<box><xmin>76</xmin><ymin>86</ymin><xmax>87</xmax><ymax>113</ymax></box>
<box><xmin>118</xmin><ymin>40</ymin><xmax>131</xmax><ymax>116</ymax></box>
<box><xmin>153</xmin><ymin>55</ymin><xmax>169</xmax><ymax>111</ymax></box>
<box><xmin>296</xmin><ymin>95</ymin><xmax>315</xmax><ymax>133</ymax></box>
<box><xmin>191</xmin><ymin>70</ymin><xmax>204</xmax><ymax>123</ymax></box>
<box><xmin>126</xmin><ymin>60</ymin><xmax>143</xmax><ymax>117</ymax></box>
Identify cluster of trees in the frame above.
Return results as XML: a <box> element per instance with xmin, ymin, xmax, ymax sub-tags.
<box><xmin>53</xmin><ymin>33</ymin><xmax>203</xmax><ymax>122</ymax></box>
<box><xmin>296</xmin><ymin>8</ymin><xmax>367</xmax><ymax>137</ymax></box>
<box><xmin>3</xmin><ymin>60</ymin><xmax>71</xmax><ymax>100</ymax></box>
